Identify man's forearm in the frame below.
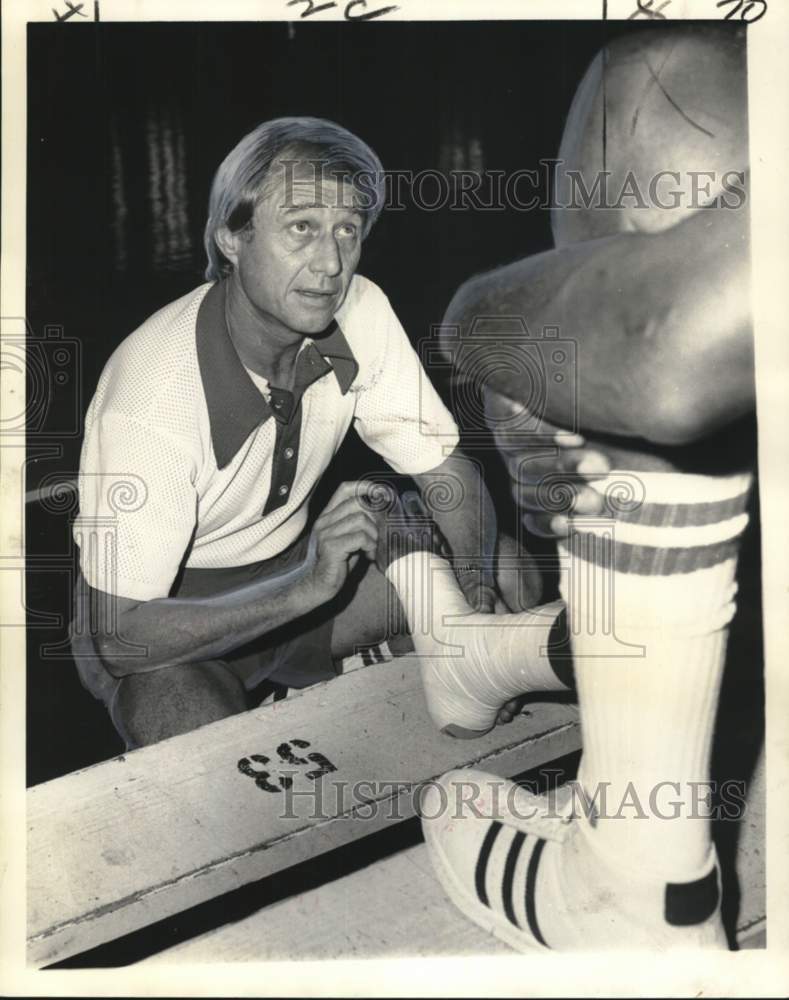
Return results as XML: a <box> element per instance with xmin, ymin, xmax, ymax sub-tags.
<box><xmin>413</xmin><ymin>449</ymin><xmax>497</xmax><ymax>590</ymax></box>
<box><xmin>95</xmin><ymin>550</ymin><xmax>320</xmax><ymax>676</ymax></box>
<box><xmin>442</xmin><ymin>200</ymin><xmax>754</xmax><ymax>444</ymax></box>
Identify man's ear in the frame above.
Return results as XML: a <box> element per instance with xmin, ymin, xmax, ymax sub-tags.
<box><xmin>214</xmin><ymin>225</ymin><xmax>240</xmax><ymax>267</ymax></box>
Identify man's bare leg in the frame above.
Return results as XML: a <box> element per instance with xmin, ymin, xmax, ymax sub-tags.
<box><xmin>112</xmin><ymin>659</ymin><xmax>248</xmax><ymax>749</ymax></box>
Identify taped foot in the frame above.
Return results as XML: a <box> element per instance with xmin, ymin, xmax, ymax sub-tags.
<box><xmin>385</xmin><ymin>551</ymin><xmax>569</xmax><ymax>736</ymax></box>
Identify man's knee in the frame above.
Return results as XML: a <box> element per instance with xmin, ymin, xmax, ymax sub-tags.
<box><xmin>113</xmin><ymin>659</ymin><xmax>248</xmax><ymax>748</ymax></box>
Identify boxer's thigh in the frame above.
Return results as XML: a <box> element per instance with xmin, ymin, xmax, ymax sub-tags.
<box><xmin>111</xmin><ymin>659</ymin><xmax>248</xmax><ymax>749</ymax></box>
<box><xmin>553</xmin><ymin>25</ymin><xmax>747</xmax><ymax>246</ymax></box>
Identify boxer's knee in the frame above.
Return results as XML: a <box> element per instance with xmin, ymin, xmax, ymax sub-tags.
<box><xmin>112</xmin><ymin>659</ymin><xmax>248</xmax><ymax>748</ymax></box>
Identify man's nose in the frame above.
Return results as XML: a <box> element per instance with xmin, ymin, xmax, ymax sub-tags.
<box><xmin>309</xmin><ymin>233</ymin><xmax>343</xmax><ymax>278</ymax></box>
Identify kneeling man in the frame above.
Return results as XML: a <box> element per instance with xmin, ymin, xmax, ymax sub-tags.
<box><xmin>72</xmin><ymin>117</ymin><xmax>533</xmax><ymax>749</ymax></box>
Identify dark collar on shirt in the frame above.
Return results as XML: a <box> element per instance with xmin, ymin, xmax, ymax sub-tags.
<box><xmin>196</xmin><ymin>280</ymin><xmax>359</xmax><ymax>469</ymax></box>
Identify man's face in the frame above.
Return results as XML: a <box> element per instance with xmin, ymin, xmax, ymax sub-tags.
<box><xmin>229</xmin><ymin>161</ymin><xmax>364</xmax><ymax>338</ymax></box>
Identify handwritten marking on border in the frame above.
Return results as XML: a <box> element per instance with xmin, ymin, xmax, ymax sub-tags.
<box><xmin>629</xmin><ymin>0</ymin><xmax>671</xmax><ymax>18</ymax></box>
<box><xmin>620</xmin><ymin>0</ymin><xmax>767</xmax><ymax>21</ymax></box>
<box><xmin>286</xmin><ymin>0</ymin><xmax>400</xmax><ymax>21</ymax></box>
<box><xmin>52</xmin><ymin>1</ymin><xmax>87</xmax><ymax>20</ymax></box>
<box><xmin>716</xmin><ymin>0</ymin><xmax>767</xmax><ymax>22</ymax></box>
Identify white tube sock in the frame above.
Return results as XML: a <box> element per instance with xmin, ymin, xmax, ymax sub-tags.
<box><xmin>558</xmin><ymin>470</ymin><xmax>753</xmax><ymax>881</ymax></box>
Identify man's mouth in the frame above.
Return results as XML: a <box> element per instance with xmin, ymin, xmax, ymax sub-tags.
<box><xmin>296</xmin><ymin>289</ymin><xmax>337</xmax><ymax>303</ymax></box>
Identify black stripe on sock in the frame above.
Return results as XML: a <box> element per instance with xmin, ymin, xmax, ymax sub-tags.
<box><xmin>524</xmin><ymin>837</ymin><xmax>549</xmax><ymax>948</ymax></box>
<box><xmin>664</xmin><ymin>867</ymin><xmax>720</xmax><ymax>927</ymax></box>
<box><xmin>475</xmin><ymin>821</ymin><xmax>502</xmax><ymax>908</ymax></box>
<box><xmin>502</xmin><ymin>831</ymin><xmax>527</xmax><ymax>926</ymax></box>
<box><xmin>546</xmin><ymin>608</ymin><xmax>575</xmax><ymax>689</ymax></box>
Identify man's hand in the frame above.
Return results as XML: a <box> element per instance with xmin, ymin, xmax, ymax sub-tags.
<box><xmin>484</xmin><ymin>387</ymin><xmax>611</xmax><ymax>537</ymax></box>
<box><xmin>455</xmin><ymin>570</ymin><xmax>497</xmax><ymax>614</ymax></box>
<box><xmin>304</xmin><ymin>481</ymin><xmax>379</xmax><ymax>604</ymax></box>
<box><xmin>401</xmin><ymin>490</ymin><xmax>497</xmax><ymax>613</ymax></box>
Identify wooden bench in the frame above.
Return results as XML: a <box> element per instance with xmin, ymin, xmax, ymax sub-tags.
<box><xmin>142</xmin><ymin>753</ymin><xmax>766</xmax><ymax>963</ymax></box>
<box><xmin>28</xmin><ymin>656</ymin><xmax>581</xmax><ymax>966</ymax></box>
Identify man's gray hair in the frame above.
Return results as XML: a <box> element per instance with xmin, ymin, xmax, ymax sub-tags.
<box><xmin>204</xmin><ymin>116</ymin><xmax>386</xmax><ymax>281</ymax></box>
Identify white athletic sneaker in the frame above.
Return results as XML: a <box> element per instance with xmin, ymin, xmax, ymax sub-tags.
<box><xmin>421</xmin><ymin>769</ymin><xmax>728</xmax><ymax>952</ymax></box>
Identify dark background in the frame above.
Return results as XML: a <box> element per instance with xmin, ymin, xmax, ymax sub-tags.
<box><xmin>25</xmin><ymin>17</ymin><xmax>761</xmax><ymax>873</ymax></box>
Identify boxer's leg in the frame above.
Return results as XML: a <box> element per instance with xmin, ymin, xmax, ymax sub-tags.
<box><xmin>422</xmin><ymin>470</ymin><xmax>752</xmax><ymax>949</ymax></box>
<box><xmin>556</xmin><ymin>473</ymin><xmax>750</xmax><ymax>843</ymax></box>
<box><xmin>383</xmin><ymin>548</ymin><xmax>571</xmax><ymax>737</ymax></box>
<box><xmin>538</xmin><ymin>471</ymin><xmax>751</xmax><ymax>947</ymax></box>
<box><xmin>330</xmin><ymin>529</ymin><xmax>544</xmax><ymax>657</ymax></box>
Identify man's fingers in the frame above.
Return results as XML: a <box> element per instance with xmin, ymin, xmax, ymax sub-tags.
<box><xmin>320</xmin><ymin>512</ymin><xmax>378</xmax><ymax>548</ymax></box>
<box><xmin>322</xmin><ymin>479</ymin><xmax>380</xmax><ymax>518</ymax></box>
<box><xmin>324</xmin><ymin>528</ymin><xmax>378</xmax><ymax>562</ymax></box>
<box><xmin>485</xmin><ymin>386</ymin><xmax>578</xmax><ymax>442</ymax></box>
<box><xmin>575</xmin><ymin>450</ymin><xmax>611</xmax><ymax>475</ymax></box>
<box><xmin>316</xmin><ymin>495</ymin><xmax>379</xmax><ymax>533</ymax></box>
<box><xmin>554</xmin><ymin>430</ymin><xmax>586</xmax><ymax>449</ymax></box>
<box><xmin>501</xmin><ymin>447</ymin><xmax>561</xmax><ymax>477</ymax></box>
<box><xmin>461</xmin><ymin>581</ymin><xmax>496</xmax><ymax>613</ymax></box>
<box><xmin>572</xmin><ymin>485</ymin><xmax>607</xmax><ymax>516</ymax></box>
<box><xmin>322</xmin><ymin>481</ymin><xmax>362</xmax><ymax>515</ymax></box>
<box><xmin>483</xmin><ymin>385</ymin><xmax>529</xmax><ymax>422</ymax></box>
<box><xmin>496</xmin><ymin>696</ymin><xmax>526</xmax><ymax>725</ymax></box>
<box><xmin>505</xmin><ymin>455</ymin><xmax>563</xmax><ymax>488</ymax></box>
<box><xmin>513</xmin><ymin>479</ymin><xmax>606</xmax><ymax>516</ymax></box>
<box><xmin>523</xmin><ymin>511</ymin><xmax>566</xmax><ymax>539</ymax></box>
<box><xmin>504</xmin><ymin>447</ymin><xmax>607</xmax><ymax>485</ymax></box>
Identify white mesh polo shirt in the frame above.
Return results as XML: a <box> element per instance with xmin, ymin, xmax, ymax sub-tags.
<box><xmin>74</xmin><ymin>274</ymin><xmax>459</xmax><ymax>601</ymax></box>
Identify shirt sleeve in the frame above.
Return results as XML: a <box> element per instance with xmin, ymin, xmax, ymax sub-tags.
<box><xmin>352</xmin><ymin>292</ymin><xmax>459</xmax><ymax>474</ymax></box>
<box><xmin>74</xmin><ymin>411</ymin><xmax>198</xmax><ymax>601</ymax></box>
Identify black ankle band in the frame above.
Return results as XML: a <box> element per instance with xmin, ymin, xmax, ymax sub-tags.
<box><xmin>664</xmin><ymin>867</ymin><xmax>720</xmax><ymax>926</ymax></box>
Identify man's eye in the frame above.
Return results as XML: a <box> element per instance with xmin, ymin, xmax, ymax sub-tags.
<box><xmin>337</xmin><ymin>223</ymin><xmax>358</xmax><ymax>239</ymax></box>
<box><xmin>290</xmin><ymin>221</ymin><xmax>311</xmax><ymax>236</ymax></box>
